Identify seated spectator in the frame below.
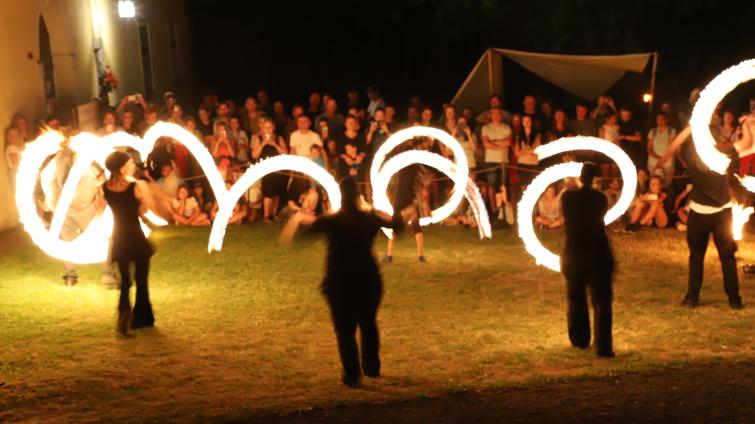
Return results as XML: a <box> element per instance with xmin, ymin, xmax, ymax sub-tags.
<box><xmin>169</xmin><ymin>104</ymin><xmax>185</xmax><ymax>126</ymax></box>
<box><xmin>627</xmin><ymin>175</ymin><xmax>668</xmax><ymax>231</ymax></box>
<box><xmin>11</xmin><ymin>112</ymin><xmax>34</xmax><ymax>142</ymax></box>
<box><xmin>156</xmin><ymin>162</ymin><xmax>182</xmax><ymax>198</ymax></box>
<box><xmin>196</xmin><ymin>106</ymin><xmax>214</xmax><ymax>144</ymax></box>
<box><xmin>210</xmin><ymin>181</ymin><xmax>247</xmax><ymax>224</ymax></box>
<box><xmin>278</xmin><ymin>176</ymin><xmax>321</xmax><ymax>243</ymax></box>
<box><xmin>535</xmin><ymin>185</ymin><xmax>563</xmax><ymax>229</ymax></box>
<box><xmin>192</xmin><ymin>183</ymin><xmax>212</xmax><ymax>214</ymax></box>
<box><xmin>673</xmin><ymin>183</ymin><xmax>693</xmax><ymax>231</ymax></box>
<box><xmin>603</xmin><ymin>178</ymin><xmax>621</xmax><ymax>208</ymax></box>
<box><xmin>171</xmin><ymin>184</ymin><xmax>210</xmax><ymax>226</ymax></box>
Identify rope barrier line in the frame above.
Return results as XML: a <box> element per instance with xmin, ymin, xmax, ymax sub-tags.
<box><xmin>173</xmin><ymin>161</ymin><xmax>694</xmax><ymax>184</ymax></box>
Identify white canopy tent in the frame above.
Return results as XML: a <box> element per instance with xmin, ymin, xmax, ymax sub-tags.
<box><xmin>451</xmin><ymin>48</ymin><xmax>659</xmax><ymax>115</ymax></box>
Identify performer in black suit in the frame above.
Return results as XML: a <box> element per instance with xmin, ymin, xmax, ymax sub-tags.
<box><xmin>311</xmin><ymin>178</ymin><xmax>402</xmax><ymax>387</ymax></box>
<box><xmin>680</xmin><ymin>140</ymin><xmax>744</xmax><ymax>309</ymax></box>
<box><xmin>560</xmin><ymin>163</ymin><xmax>615</xmax><ymax>357</ymax></box>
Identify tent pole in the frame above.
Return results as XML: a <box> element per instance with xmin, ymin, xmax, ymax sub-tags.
<box><xmin>487</xmin><ymin>48</ymin><xmax>494</xmax><ymax>98</ymax></box>
<box><xmin>648</xmin><ymin>52</ymin><xmax>659</xmax><ymax>122</ymax></box>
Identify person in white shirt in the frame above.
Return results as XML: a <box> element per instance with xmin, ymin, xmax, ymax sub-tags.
<box><xmin>481</xmin><ymin>107</ymin><xmax>512</xmax><ymax>215</ymax></box>
<box><xmin>289</xmin><ymin>115</ymin><xmax>323</xmax><ymax>159</ymax></box>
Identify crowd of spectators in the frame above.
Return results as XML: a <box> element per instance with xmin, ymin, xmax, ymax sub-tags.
<box><xmin>4</xmin><ymin>86</ymin><xmax>755</xmax><ymax>235</ymax></box>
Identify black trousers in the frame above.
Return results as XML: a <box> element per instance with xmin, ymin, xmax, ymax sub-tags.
<box><xmin>686</xmin><ymin>209</ymin><xmax>741</xmax><ymax>302</ymax></box>
<box><xmin>116</xmin><ymin>257</ymin><xmax>154</xmax><ymax>326</ymax></box>
<box><xmin>326</xmin><ymin>292</ymin><xmax>381</xmax><ymax>382</ymax></box>
<box><xmin>562</xmin><ymin>258</ymin><xmax>613</xmax><ymax>356</ymax></box>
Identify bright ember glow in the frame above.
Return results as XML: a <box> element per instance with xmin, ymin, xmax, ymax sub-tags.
<box><xmin>208</xmin><ymin>155</ymin><xmax>341</xmax><ymax>252</ymax></box>
<box><xmin>732</xmin><ymin>203</ymin><xmax>754</xmax><ymax>241</ymax></box>
<box><xmin>118</xmin><ymin>0</ymin><xmax>136</xmax><ymax>18</ymax></box>
<box><xmin>517</xmin><ymin>137</ymin><xmax>637</xmax><ymax>272</ymax></box>
<box><xmin>690</xmin><ymin>59</ymin><xmax>755</xmax><ymax>175</ymax></box>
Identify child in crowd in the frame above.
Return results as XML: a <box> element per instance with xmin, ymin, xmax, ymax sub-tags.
<box><xmin>603</xmin><ymin>178</ymin><xmax>621</xmax><ymax>208</ymax></box>
<box><xmin>325</xmin><ymin>139</ymin><xmax>340</xmax><ymax>176</ymax></box>
<box><xmin>535</xmin><ymin>185</ymin><xmax>564</xmax><ymax>229</ymax></box>
<box><xmin>311</xmin><ymin>144</ymin><xmax>326</xmax><ymax>168</ymax></box>
<box><xmin>626</xmin><ymin>175</ymin><xmax>668</xmax><ymax>231</ymax></box>
<box><xmin>340</xmin><ymin>142</ymin><xmax>364</xmax><ymax>179</ymax></box>
<box><xmin>171</xmin><ymin>184</ymin><xmax>211</xmax><ymax>226</ymax></box>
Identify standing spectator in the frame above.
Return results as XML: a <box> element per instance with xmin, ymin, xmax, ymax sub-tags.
<box><xmin>646</xmin><ymin>112</ymin><xmax>677</xmax><ymax>187</ymax></box>
<box><xmin>440</xmin><ymin>105</ymin><xmax>458</xmax><ymax>128</ymax></box>
<box><xmin>590</xmin><ymin>95</ymin><xmax>617</xmax><ymax>127</ymax></box>
<box><xmin>366</xmin><ymin>86</ymin><xmax>386</xmax><ymax>118</ymax></box>
<box><xmin>228</xmin><ymin>115</ymin><xmax>250</xmax><ymax>165</ymax></box>
<box><xmin>210</xmin><ymin>121</ymin><xmax>235</xmax><ymax>174</ymax></box>
<box><xmin>272</xmin><ymin>100</ymin><xmax>290</xmax><ymax>135</ymax></box>
<box><xmin>521</xmin><ymin>94</ymin><xmax>543</xmax><ymax>132</ymax></box>
<box><xmin>213</xmin><ymin>102</ymin><xmax>231</xmax><ymax>135</ymax></box>
<box><xmin>257</xmin><ymin>90</ymin><xmax>273</xmax><ymax>116</ymax></box>
<box><xmin>385</xmin><ymin>105</ymin><xmax>398</xmax><ymax>131</ymax></box>
<box><xmin>405</xmin><ymin>106</ymin><xmax>420</xmax><ymax>127</ymax></box>
<box><xmin>481</xmin><ymin>107</ymin><xmax>512</xmax><ymax>215</ymax></box>
<box><xmin>548</xmin><ymin>109</ymin><xmax>569</xmax><ymax>142</ymax></box>
<box><xmin>307</xmin><ymin>91</ymin><xmax>322</xmax><ymax>122</ymax></box>
<box><xmin>462</xmin><ymin>106</ymin><xmax>476</xmax><ymax>132</ymax></box>
<box><xmin>252</xmin><ymin>118</ymin><xmax>288</xmax><ymax>223</ymax></box>
<box><xmin>285</xmin><ymin>104</ymin><xmax>305</xmax><ymax>139</ymax></box>
<box><xmin>540</xmin><ymin>100</ymin><xmax>554</xmax><ymax>128</ymax></box>
<box><xmin>419</xmin><ymin>107</ymin><xmax>435</xmax><ymax>128</ymax></box>
<box><xmin>98</xmin><ymin>110</ymin><xmax>121</xmax><ymax>135</ymax></box>
<box><xmin>513</xmin><ymin>115</ymin><xmax>542</xmax><ymax>193</ymax></box>
<box><xmin>617</xmin><ymin>106</ymin><xmax>643</xmax><ymax>168</ymax></box>
<box><xmin>196</xmin><ymin>106</ymin><xmax>214</xmax><ymax>144</ymax></box>
<box><xmin>119</xmin><ymin>110</ymin><xmax>139</xmax><ymax>136</ymax></box>
<box><xmin>169</xmin><ymin>104</ymin><xmax>185</xmax><ymax>126</ymax></box>
<box><xmin>568</xmin><ymin>103</ymin><xmax>598</xmax><ymax>137</ymax></box>
<box><xmin>11</xmin><ymin>113</ymin><xmax>33</xmax><ymax>142</ymax></box>
<box><xmin>337</xmin><ymin>115</ymin><xmax>365</xmax><ymax>154</ymax></box>
<box><xmin>476</xmin><ymin>94</ymin><xmax>512</xmax><ymax>126</ymax></box>
<box><xmin>599</xmin><ymin>112</ymin><xmax>621</xmax><ymax>176</ymax></box>
<box><xmin>240</xmin><ymin>97</ymin><xmax>264</xmax><ymax>137</ymax></box>
<box><xmin>289</xmin><ymin>115</ymin><xmax>323</xmax><ymax>159</ymax></box>
<box><xmin>718</xmin><ymin>110</ymin><xmax>738</xmax><ymax>145</ymax></box>
<box><xmin>317</xmin><ymin>99</ymin><xmax>345</xmax><ymax>138</ymax></box>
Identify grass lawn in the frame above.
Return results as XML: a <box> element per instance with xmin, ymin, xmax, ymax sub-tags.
<box><xmin>1</xmin><ymin>223</ymin><xmax>754</xmax><ymax>422</ymax></box>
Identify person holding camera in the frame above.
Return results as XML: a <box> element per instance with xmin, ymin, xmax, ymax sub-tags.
<box><xmin>591</xmin><ymin>95</ymin><xmax>617</xmax><ymax>127</ymax></box>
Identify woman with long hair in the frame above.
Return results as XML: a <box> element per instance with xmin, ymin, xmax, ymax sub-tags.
<box><xmin>103</xmin><ymin>151</ymin><xmax>156</xmax><ymax>336</ymax></box>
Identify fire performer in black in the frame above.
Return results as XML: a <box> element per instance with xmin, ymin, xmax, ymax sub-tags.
<box><xmin>103</xmin><ymin>151</ymin><xmax>156</xmax><ymax>336</ymax></box>
<box><xmin>311</xmin><ymin>177</ymin><xmax>402</xmax><ymax>387</ymax></box>
<box><xmin>560</xmin><ymin>162</ymin><xmax>615</xmax><ymax>357</ymax></box>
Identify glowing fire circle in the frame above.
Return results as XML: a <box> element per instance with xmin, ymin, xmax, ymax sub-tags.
<box><xmin>370</xmin><ymin>126</ymin><xmax>491</xmax><ymax>238</ymax></box>
<box><xmin>517</xmin><ymin>137</ymin><xmax>637</xmax><ymax>272</ymax></box>
<box><xmin>15</xmin><ymin>123</ymin><xmax>342</xmax><ymax>263</ymax></box>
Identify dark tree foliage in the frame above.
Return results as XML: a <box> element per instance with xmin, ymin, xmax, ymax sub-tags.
<box><xmin>187</xmin><ymin>0</ymin><xmax>754</xmax><ymax>111</ymax></box>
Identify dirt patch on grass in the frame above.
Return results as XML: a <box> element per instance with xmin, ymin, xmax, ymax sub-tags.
<box><xmin>252</xmin><ymin>359</ymin><xmax>755</xmax><ymax>423</ymax></box>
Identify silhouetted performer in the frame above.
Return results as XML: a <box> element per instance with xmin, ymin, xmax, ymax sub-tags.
<box><xmin>680</xmin><ymin>140</ymin><xmax>744</xmax><ymax>309</ymax></box>
<box><xmin>311</xmin><ymin>177</ymin><xmax>402</xmax><ymax>387</ymax></box>
<box><xmin>103</xmin><ymin>151</ymin><xmax>156</xmax><ymax>336</ymax></box>
<box><xmin>560</xmin><ymin>163</ymin><xmax>615</xmax><ymax>357</ymax></box>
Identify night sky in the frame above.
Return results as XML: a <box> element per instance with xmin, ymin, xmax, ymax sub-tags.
<box><xmin>187</xmin><ymin>0</ymin><xmax>755</xmax><ymax>113</ymax></box>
